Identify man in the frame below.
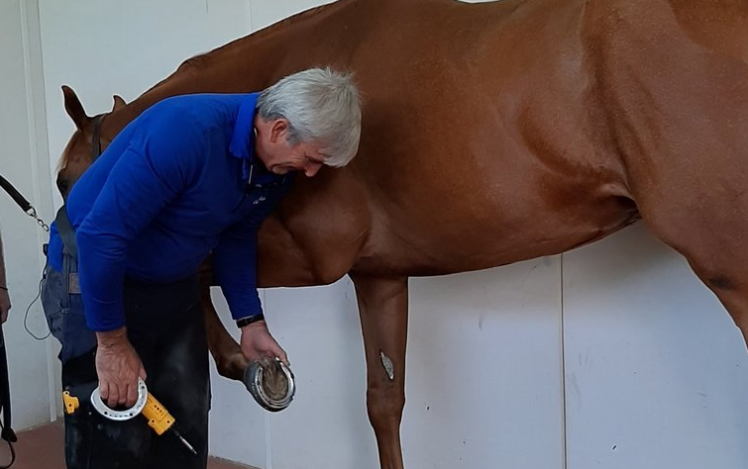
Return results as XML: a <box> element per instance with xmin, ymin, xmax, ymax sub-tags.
<box><xmin>0</xmin><ymin>227</ymin><xmax>9</xmax><ymax>323</ymax></box>
<box><xmin>42</xmin><ymin>67</ymin><xmax>361</xmax><ymax>468</ymax></box>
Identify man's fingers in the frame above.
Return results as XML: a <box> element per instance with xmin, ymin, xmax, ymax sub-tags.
<box><xmin>106</xmin><ymin>384</ymin><xmax>120</xmax><ymax>409</ymax></box>
<box><xmin>116</xmin><ymin>386</ymin><xmax>128</xmax><ymax>407</ymax></box>
<box><xmin>98</xmin><ymin>380</ymin><xmax>109</xmax><ymax>400</ymax></box>
<box><xmin>275</xmin><ymin>347</ymin><xmax>289</xmax><ymax>366</ymax></box>
<box><xmin>98</xmin><ymin>380</ymin><xmax>140</xmax><ymax>408</ymax></box>
<box><xmin>126</xmin><ymin>382</ymin><xmax>138</xmax><ymax>408</ymax></box>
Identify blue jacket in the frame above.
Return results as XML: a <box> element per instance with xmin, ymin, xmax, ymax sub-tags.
<box><xmin>48</xmin><ymin>93</ymin><xmax>293</xmax><ymax>331</ymax></box>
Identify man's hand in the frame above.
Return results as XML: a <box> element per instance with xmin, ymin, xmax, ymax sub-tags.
<box><xmin>0</xmin><ymin>289</ymin><xmax>10</xmax><ymax>323</ymax></box>
<box><xmin>95</xmin><ymin>327</ymin><xmax>147</xmax><ymax>408</ymax></box>
<box><xmin>240</xmin><ymin>321</ymin><xmax>289</xmax><ymax>366</ymax></box>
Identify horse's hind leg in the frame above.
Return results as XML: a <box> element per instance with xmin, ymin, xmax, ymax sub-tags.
<box><xmin>615</xmin><ymin>24</ymin><xmax>748</xmax><ymax>346</ymax></box>
<box><xmin>350</xmin><ymin>273</ymin><xmax>408</xmax><ymax>469</ymax></box>
<box><xmin>634</xmin><ymin>141</ymin><xmax>748</xmax><ymax>347</ymax></box>
<box><xmin>632</xmin><ymin>127</ymin><xmax>748</xmax><ymax>348</ymax></box>
<box><xmin>642</xmin><ymin>205</ymin><xmax>748</xmax><ymax>347</ymax></box>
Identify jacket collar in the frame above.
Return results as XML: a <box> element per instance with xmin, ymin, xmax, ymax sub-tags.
<box><xmin>229</xmin><ymin>92</ymin><xmax>259</xmax><ymax>161</ymax></box>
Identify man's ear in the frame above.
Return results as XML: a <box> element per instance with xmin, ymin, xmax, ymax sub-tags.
<box><xmin>269</xmin><ymin>119</ymin><xmax>289</xmax><ymax>144</ymax></box>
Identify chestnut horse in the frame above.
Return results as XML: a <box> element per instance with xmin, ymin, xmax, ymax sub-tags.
<box><xmin>55</xmin><ymin>0</ymin><xmax>748</xmax><ymax>467</ymax></box>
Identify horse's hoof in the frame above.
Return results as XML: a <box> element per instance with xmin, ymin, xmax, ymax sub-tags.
<box><xmin>243</xmin><ymin>357</ymin><xmax>295</xmax><ymax>412</ymax></box>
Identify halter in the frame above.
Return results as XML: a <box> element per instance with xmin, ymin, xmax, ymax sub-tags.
<box><xmin>90</xmin><ymin>114</ymin><xmax>104</xmax><ymax>161</ymax></box>
<box><xmin>55</xmin><ymin>113</ymin><xmax>106</xmax><ymax>259</ymax></box>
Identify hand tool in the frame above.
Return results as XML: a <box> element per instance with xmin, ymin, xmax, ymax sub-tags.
<box><xmin>88</xmin><ymin>378</ymin><xmax>197</xmax><ymax>455</ymax></box>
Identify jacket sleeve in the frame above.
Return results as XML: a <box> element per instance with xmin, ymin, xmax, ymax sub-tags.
<box><xmin>212</xmin><ymin>177</ymin><xmax>293</xmax><ymax>321</ymax></box>
<box><xmin>76</xmin><ymin>109</ymin><xmax>204</xmax><ymax>331</ymax></box>
<box><xmin>212</xmin><ymin>218</ymin><xmax>262</xmax><ymax>321</ymax></box>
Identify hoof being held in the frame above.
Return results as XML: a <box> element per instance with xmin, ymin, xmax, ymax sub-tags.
<box><xmin>243</xmin><ymin>357</ymin><xmax>295</xmax><ymax>412</ymax></box>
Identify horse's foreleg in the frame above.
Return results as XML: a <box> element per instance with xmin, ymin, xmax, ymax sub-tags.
<box><xmin>198</xmin><ymin>258</ymin><xmax>247</xmax><ymax>381</ymax></box>
<box><xmin>350</xmin><ymin>273</ymin><xmax>409</xmax><ymax>469</ymax></box>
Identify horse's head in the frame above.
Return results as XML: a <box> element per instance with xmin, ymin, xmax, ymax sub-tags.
<box><xmin>57</xmin><ymin>86</ymin><xmax>126</xmax><ymax>199</ymax></box>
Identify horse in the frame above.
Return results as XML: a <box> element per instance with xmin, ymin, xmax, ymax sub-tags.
<box><xmin>54</xmin><ymin>0</ymin><xmax>748</xmax><ymax>467</ymax></box>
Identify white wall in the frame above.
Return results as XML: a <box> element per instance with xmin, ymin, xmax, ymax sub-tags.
<box><xmin>0</xmin><ymin>0</ymin><xmax>58</xmax><ymax>430</ymax></box>
<box><xmin>564</xmin><ymin>224</ymin><xmax>748</xmax><ymax>469</ymax></box>
<box><xmin>1</xmin><ymin>1</ymin><xmax>743</xmax><ymax>468</ymax></box>
<box><xmin>38</xmin><ymin>0</ymin><xmax>252</xmax><ymax>207</ymax></box>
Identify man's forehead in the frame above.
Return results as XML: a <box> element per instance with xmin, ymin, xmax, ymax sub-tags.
<box><xmin>304</xmin><ymin>142</ymin><xmax>330</xmax><ymax>159</ymax></box>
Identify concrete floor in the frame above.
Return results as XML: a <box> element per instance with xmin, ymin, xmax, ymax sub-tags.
<box><xmin>4</xmin><ymin>420</ymin><xmax>257</xmax><ymax>469</ymax></box>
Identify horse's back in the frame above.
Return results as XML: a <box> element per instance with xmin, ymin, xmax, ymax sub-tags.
<box><xmin>347</xmin><ymin>0</ymin><xmax>636</xmax><ymax>276</ymax></box>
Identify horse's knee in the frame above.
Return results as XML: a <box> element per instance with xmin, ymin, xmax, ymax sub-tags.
<box><xmin>202</xmin><ymin>307</ymin><xmax>246</xmax><ymax>380</ymax></box>
<box><xmin>366</xmin><ymin>382</ymin><xmax>405</xmax><ymax>430</ymax></box>
<box><xmin>208</xmin><ymin>334</ymin><xmax>246</xmax><ymax>381</ymax></box>
<box><xmin>215</xmin><ymin>352</ymin><xmax>247</xmax><ymax>381</ymax></box>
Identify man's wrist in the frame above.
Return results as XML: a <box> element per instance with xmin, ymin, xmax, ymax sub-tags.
<box><xmin>236</xmin><ymin>313</ymin><xmax>265</xmax><ymax>329</ymax></box>
<box><xmin>96</xmin><ymin>326</ymin><xmax>128</xmax><ymax>347</ymax></box>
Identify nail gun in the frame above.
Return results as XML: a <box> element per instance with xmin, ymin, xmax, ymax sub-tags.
<box><xmin>63</xmin><ymin>378</ymin><xmax>197</xmax><ymax>455</ymax></box>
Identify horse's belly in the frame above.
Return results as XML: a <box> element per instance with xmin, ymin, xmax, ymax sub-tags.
<box><xmin>356</xmin><ymin>182</ymin><xmax>639</xmax><ymax>277</ymax></box>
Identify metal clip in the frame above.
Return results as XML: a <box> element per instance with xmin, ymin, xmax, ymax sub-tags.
<box><xmin>26</xmin><ymin>207</ymin><xmax>49</xmax><ymax>232</ymax></box>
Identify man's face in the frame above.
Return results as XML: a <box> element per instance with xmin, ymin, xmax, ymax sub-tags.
<box><xmin>267</xmin><ymin>139</ymin><xmax>328</xmax><ymax>177</ymax></box>
<box><xmin>255</xmin><ymin>118</ymin><xmax>329</xmax><ymax>177</ymax></box>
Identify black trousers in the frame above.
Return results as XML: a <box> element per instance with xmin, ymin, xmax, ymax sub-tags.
<box><xmin>59</xmin><ymin>275</ymin><xmax>210</xmax><ymax>469</ymax></box>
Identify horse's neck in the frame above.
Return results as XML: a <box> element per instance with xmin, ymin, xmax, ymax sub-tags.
<box><xmin>101</xmin><ymin>54</ymin><xmax>272</xmax><ymax>139</ymax></box>
<box><xmin>99</xmin><ymin>0</ymin><xmax>455</xmax><ymax>141</ymax></box>
<box><xmin>100</xmin><ymin>0</ymin><xmax>355</xmax><ymax>140</ymax></box>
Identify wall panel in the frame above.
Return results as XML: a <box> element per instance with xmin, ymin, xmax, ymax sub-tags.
<box><xmin>563</xmin><ymin>224</ymin><xmax>748</xmax><ymax>469</ymax></box>
<box><xmin>0</xmin><ymin>0</ymin><xmax>58</xmax><ymax>431</ymax></box>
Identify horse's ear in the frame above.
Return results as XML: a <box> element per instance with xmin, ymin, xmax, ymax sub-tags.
<box><xmin>61</xmin><ymin>85</ymin><xmax>91</xmax><ymax>131</ymax></box>
<box><xmin>112</xmin><ymin>95</ymin><xmax>127</xmax><ymax>111</ymax></box>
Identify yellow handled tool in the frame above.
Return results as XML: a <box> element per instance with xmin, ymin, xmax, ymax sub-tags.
<box><xmin>87</xmin><ymin>379</ymin><xmax>197</xmax><ymax>455</ymax></box>
<box><xmin>142</xmin><ymin>392</ymin><xmax>175</xmax><ymax>435</ymax></box>
<box><xmin>142</xmin><ymin>392</ymin><xmax>196</xmax><ymax>454</ymax></box>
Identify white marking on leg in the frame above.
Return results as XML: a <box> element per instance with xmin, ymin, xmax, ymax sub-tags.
<box><xmin>380</xmin><ymin>351</ymin><xmax>395</xmax><ymax>381</ymax></box>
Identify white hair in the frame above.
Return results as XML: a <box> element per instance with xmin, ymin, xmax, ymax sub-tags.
<box><xmin>257</xmin><ymin>67</ymin><xmax>362</xmax><ymax>167</ymax></box>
